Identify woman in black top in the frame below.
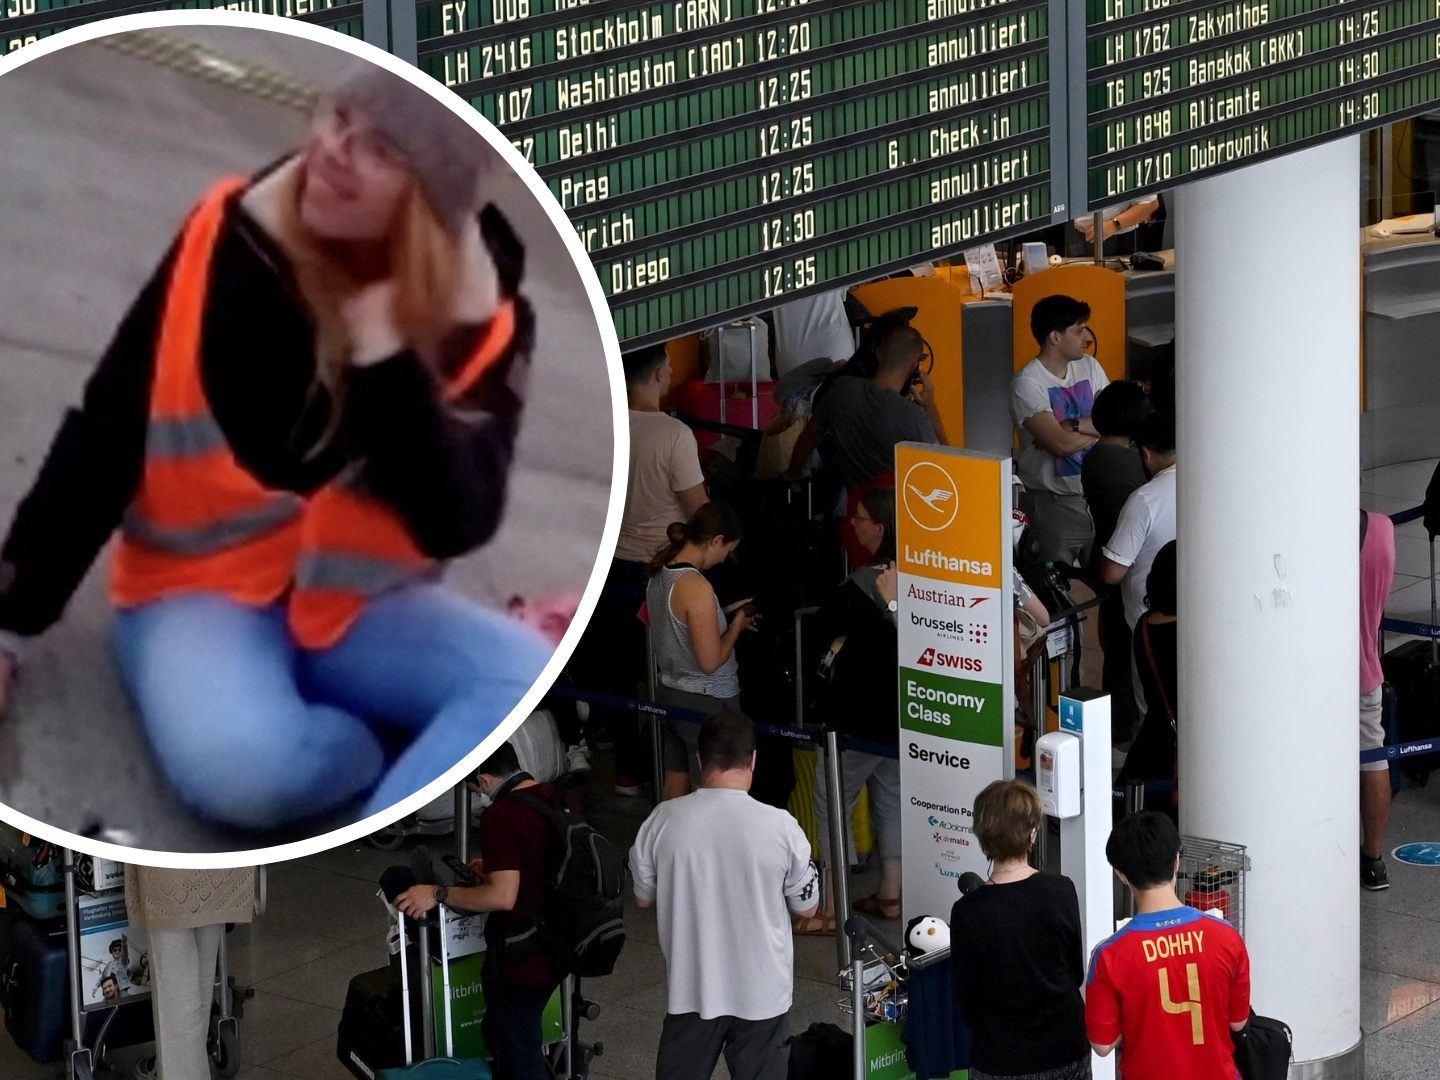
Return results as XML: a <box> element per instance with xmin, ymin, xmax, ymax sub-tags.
<box><xmin>1119</xmin><ymin>541</ymin><xmax>1178</xmax><ymax>817</ymax></box>
<box><xmin>949</xmin><ymin>780</ymin><xmax>1090</xmax><ymax>1080</ymax></box>
<box><xmin>0</xmin><ymin>68</ymin><xmax>550</xmax><ymax>834</ymax></box>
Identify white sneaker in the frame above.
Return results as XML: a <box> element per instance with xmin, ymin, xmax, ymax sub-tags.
<box><xmin>566</xmin><ymin>742</ymin><xmax>592</xmax><ymax>774</ymax></box>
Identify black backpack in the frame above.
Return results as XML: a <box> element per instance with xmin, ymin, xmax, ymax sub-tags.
<box><xmin>786</xmin><ymin>1022</ymin><xmax>853</xmax><ymax>1079</ymax></box>
<box><xmin>509</xmin><ymin>789</ymin><xmax>627</xmax><ymax>977</ymax></box>
<box><xmin>1232</xmin><ymin>1010</ymin><xmax>1293</xmax><ymax>1080</ymax></box>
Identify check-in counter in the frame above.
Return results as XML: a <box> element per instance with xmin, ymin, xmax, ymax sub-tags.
<box><xmin>1362</xmin><ymin>231</ymin><xmax>1440</xmax><ymax>470</ymax></box>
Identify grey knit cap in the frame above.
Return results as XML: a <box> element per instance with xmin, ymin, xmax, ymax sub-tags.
<box><xmin>330</xmin><ymin>66</ymin><xmax>494</xmax><ymax>233</ymax></box>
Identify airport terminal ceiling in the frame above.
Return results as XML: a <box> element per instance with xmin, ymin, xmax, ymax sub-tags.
<box><xmin>6</xmin><ymin>0</ymin><xmax>1440</xmax><ymax>345</ymax></box>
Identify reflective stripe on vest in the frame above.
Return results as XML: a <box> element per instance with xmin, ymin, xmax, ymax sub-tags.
<box><xmin>110</xmin><ymin>178</ymin><xmax>304</xmax><ymax>608</ymax></box>
<box><xmin>288</xmin><ymin>299</ymin><xmax>518</xmax><ymax>650</ymax></box>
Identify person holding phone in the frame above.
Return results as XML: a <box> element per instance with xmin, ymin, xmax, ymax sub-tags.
<box><xmin>646</xmin><ymin>502</ymin><xmax>753</xmax><ymax>800</ymax></box>
<box><xmin>0</xmin><ymin>66</ymin><xmax>550</xmax><ymax>832</ymax></box>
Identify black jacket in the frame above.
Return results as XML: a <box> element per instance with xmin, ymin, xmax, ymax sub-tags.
<box><xmin>807</xmin><ymin>572</ymin><xmax>899</xmax><ymax>747</ymax></box>
<box><xmin>0</xmin><ymin>178</ymin><xmax>534</xmax><ymax>636</ymax></box>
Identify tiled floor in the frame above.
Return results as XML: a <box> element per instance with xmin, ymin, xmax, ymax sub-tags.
<box><xmin>3</xmin><ymin>460</ymin><xmax>1440</xmax><ymax>1078</ymax></box>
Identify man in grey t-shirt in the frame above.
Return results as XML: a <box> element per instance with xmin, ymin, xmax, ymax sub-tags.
<box><xmin>785</xmin><ymin>323</ymin><xmax>946</xmax><ymax>488</ymax></box>
<box><xmin>630</xmin><ymin>711</ymin><xmax>820</xmax><ymax>1080</ymax></box>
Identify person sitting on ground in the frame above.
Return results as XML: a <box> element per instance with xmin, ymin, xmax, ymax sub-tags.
<box><xmin>1118</xmin><ymin>541</ymin><xmax>1178</xmax><ymax>815</ymax></box>
<box><xmin>801</xmin><ymin>486</ymin><xmax>902</xmax><ymax>934</ymax></box>
<box><xmin>646</xmin><ymin>501</ymin><xmax>754</xmax><ymax>800</ymax></box>
<box><xmin>1087</xmin><ymin>812</ymin><xmax>1251</xmax><ymax>1079</ymax></box>
<box><xmin>784</xmin><ymin>322</ymin><xmax>947</xmax><ymax>487</ymax></box>
<box><xmin>1011</xmin><ymin>295</ymin><xmax>1109</xmax><ymax>566</ymax></box>
<box><xmin>949</xmin><ymin>780</ymin><xmax>1091</xmax><ymax>1080</ymax></box>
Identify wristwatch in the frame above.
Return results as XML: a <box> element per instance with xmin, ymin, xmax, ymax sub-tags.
<box><xmin>435</xmin><ymin>886</ymin><xmax>450</xmax><ymax>908</ymax></box>
<box><xmin>1068</xmin><ymin>419</ymin><xmax>1081</xmax><ymax>432</ymax></box>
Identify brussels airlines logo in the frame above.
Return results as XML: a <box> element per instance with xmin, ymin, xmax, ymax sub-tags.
<box><xmin>901</xmin><ymin>461</ymin><xmax>960</xmax><ymax>532</ymax></box>
<box><xmin>915</xmin><ymin>647</ymin><xmax>984</xmax><ymax>674</ymax></box>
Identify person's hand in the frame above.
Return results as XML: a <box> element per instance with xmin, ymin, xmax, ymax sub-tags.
<box><xmin>396</xmin><ymin>884</ymin><xmax>439</xmax><ymax>919</ymax></box>
<box><xmin>466</xmin><ymin>858</ymin><xmax>485</xmax><ymax>878</ymax></box>
<box><xmin>730</xmin><ymin>608</ymin><xmax>754</xmax><ymax>634</ymax></box>
<box><xmin>340</xmin><ymin>280</ymin><xmax>402</xmax><ymax>366</ymax></box>
<box><xmin>877</xmin><ymin>563</ymin><xmax>898</xmax><ymax>606</ymax></box>
<box><xmin>723</xmin><ymin>597</ymin><xmax>755</xmax><ymax>615</ymax></box>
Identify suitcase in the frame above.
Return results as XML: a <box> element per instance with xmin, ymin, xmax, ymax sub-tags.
<box><xmin>1381</xmin><ymin>537</ymin><xmax>1440</xmax><ymax>785</ymax></box>
<box><xmin>0</xmin><ymin>910</ymin><xmax>153</xmax><ymax>1063</ymax></box>
<box><xmin>339</xmin><ymin>902</ymin><xmax>492</xmax><ymax>1080</ymax></box>
<box><xmin>1381</xmin><ymin>682</ymin><xmax>1405</xmax><ymax>795</ymax></box>
<box><xmin>0</xmin><ymin>824</ymin><xmax>65</xmax><ymax>922</ymax></box>
<box><xmin>702</xmin><ymin>316</ymin><xmax>772</xmax><ymax>386</ymax></box>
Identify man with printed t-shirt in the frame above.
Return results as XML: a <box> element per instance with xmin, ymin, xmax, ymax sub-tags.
<box><xmin>630</xmin><ymin>711</ymin><xmax>820</xmax><ymax>1080</ymax></box>
<box><xmin>1086</xmin><ymin>812</ymin><xmax>1252</xmax><ymax>1079</ymax></box>
<box><xmin>1011</xmin><ymin>295</ymin><xmax>1109</xmax><ymax>565</ymax></box>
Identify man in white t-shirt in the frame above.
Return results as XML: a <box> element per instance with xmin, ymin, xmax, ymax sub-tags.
<box><xmin>618</xmin><ymin>345</ymin><xmax>708</xmax><ymax>563</ymax></box>
<box><xmin>574</xmin><ymin>345</ymin><xmax>708</xmax><ymax>795</ymax></box>
<box><xmin>630</xmin><ymin>711</ymin><xmax>820</xmax><ymax>1080</ymax></box>
<box><xmin>1099</xmin><ymin>412</ymin><xmax>1177</xmax><ymax>629</ymax></box>
<box><xmin>1011</xmin><ymin>295</ymin><xmax>1110</xmax><ymax>565</ymax></box>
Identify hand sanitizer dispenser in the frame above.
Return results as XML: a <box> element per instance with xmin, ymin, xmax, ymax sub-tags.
<box><xmin>1035</xmin><ymin>731</ymin><xmax>1082</xmax><ymax>819</ymax></box>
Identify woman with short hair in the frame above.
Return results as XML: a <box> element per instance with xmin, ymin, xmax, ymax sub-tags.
<box><xmin>949</xmin><ymin>780</ymin><xmax>1091</xmax><ymax>1080</ymax></box>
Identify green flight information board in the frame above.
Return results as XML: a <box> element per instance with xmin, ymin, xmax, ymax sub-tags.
<box><xmin>415</xmin><ymin>0</ymin><xmax>1060</xmax><ymax>346</ymax></box>
<box><xmin>1085</xmin><ymin>0</ymin><xmax>1440</xmax><ymax>207</ymax></box>
<box><xmin>9</xmin><ymin>0</ymin><xmax>1440</xmax><ymax>347</ymax></box>
<box><xmin>2</xmin><ymin>0</ymin><xmax>364</xmax><ymax>53</ymax></box>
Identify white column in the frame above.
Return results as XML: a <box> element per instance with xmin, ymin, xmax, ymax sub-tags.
<box><xmin>1174</xmin><ymin>138</ymin><xmax>1361</xmax><ymax>1072</ymax></box>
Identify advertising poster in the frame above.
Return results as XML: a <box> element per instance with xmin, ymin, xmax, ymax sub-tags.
<box><xmin>895</xmin><ymin>444</ymin><xmax>1013</xmax><ymax>927</ymax></box>
<box><xmin>78</xmin><ymin>892</ymin><xmax>150</xmax><ymax>1007</ymax></box>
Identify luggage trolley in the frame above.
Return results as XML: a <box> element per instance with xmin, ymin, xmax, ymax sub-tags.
<box><xmin>59</xmin><ymin>849</ymin><xmax>255</xmax><ymax>1080</ymax></box>
<box><xmin>839</xmin><ymin>916</ymin><xmax>951</xmax><ymax>1079</ymax></box>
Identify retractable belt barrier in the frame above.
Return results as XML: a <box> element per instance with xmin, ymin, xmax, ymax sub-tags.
<box><xmin>543</xmin><ymin>684</ymin><xmax>901</xmax><ymax>760</ymax></box>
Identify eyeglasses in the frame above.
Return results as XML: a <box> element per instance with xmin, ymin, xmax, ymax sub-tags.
<box><xmin>315</xmin><ymin>105</ymin><xmax>409</xmax><ymax>171</ymax></box>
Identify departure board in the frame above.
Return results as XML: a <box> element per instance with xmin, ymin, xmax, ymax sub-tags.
<box><xmin>2</xmin><ymin>0</ymin><xmax>363</xmax><ymax>55</ymax></box>
<box><xmin>1086</xmin><ymin>0</ymin><xmax>1440</xmax><ymax>207</ymax></box>
<box><xmin>416</xmin><ymin>0</ymin><xmax>1061</xmax><ymax>346</ymax></box>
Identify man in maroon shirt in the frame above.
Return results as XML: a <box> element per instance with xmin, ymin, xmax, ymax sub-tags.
<box><xmin>397</xmin><ymin>742</ymin><xmax>563</xmax><ymax>1080</ymax></box>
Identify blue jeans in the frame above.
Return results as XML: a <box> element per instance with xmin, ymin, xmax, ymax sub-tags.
<box><xmin>112</xmin><ymin>585</ymin><xmax>551</xmax><ymax>832</ymax></box>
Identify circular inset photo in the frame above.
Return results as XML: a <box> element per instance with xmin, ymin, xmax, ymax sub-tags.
<box><xmin>0</xmin><ymin>16</ymin><xmax>622</xmax><ymax>861</ymax></box>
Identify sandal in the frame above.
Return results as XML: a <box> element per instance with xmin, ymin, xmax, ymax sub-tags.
<box><xmin>793</xmin><ymin>914</ymin><xmax>837</xmax><ymax>936</ymax></box>
<box><xmin>853</xmin><ymin>894</ymin><xmax>902</xmax><ymax>920</ymax></box>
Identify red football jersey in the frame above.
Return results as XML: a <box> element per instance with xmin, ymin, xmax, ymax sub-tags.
<box><xmin>1086</xmin><ymin>906</ymin><xmax>1251</xmax><ymax>1080</ymax></box>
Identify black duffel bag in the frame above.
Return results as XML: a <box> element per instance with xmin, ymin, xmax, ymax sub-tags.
<box><xmin>1232</xmin><ymin>1009</ymin><xmax>1293</xmax><ymax>1080</ymax></box>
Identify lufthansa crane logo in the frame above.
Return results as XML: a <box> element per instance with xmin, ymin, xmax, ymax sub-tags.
<box><xmin>901</xmin><ymin>460</ymin><xmax>959</xmax><ymax>532</ymax></box>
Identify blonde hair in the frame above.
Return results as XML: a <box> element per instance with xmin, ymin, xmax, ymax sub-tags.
<box><xmin>274</xmin><ymin>163</ymin><xmax>463</xmax><ymax>453</ymax></box>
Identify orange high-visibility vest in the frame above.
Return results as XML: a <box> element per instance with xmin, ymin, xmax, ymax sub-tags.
<box><xmin>111</xmin><ymin>179</ymin><xmax>304</xmax><ymax>608</ymax></box>
<box><xmin>287</xmin><ymin>297</ymin><xmax>518</xmax><ymax>650</ymax></box>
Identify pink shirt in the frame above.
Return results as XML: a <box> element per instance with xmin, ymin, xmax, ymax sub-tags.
<box><xmin>1361</xmin><ymin>511</ymin><xmax>1397</xmax><ymax>693</ymax></box>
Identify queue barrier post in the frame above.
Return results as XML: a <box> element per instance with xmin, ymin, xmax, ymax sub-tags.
<box><xmin>824</xmin><ymin>727</ymin><xmax>853</xmax><ymax>972</ymax></box>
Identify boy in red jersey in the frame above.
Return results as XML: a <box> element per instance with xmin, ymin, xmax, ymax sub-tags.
<box><xmin>1086</xmin><ymin>812</ymin><xmax>1251</xmax><ymax>1079</ymax></box>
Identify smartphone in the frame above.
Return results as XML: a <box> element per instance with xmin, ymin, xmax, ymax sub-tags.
<box><xmin>442</xmin><ymin>854</ymin><xmax>479</xmax><ymax>886</ymax></box>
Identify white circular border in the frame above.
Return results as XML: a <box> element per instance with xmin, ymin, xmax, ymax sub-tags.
<box><xmin>0</xmin><ymin>10</ymin><xmax>629</xmax><ymax>870</ymax></box>
<box><xmin>900</xmin><ymin>459</ymin><xmax>960</xmax><ymax>533</ymax></box>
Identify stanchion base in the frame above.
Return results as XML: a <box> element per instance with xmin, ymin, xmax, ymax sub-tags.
<box><xmin>1289</xmin><ymin>1034</ymin><xmax>1363</xmax><ymax>1079</ymax></box>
